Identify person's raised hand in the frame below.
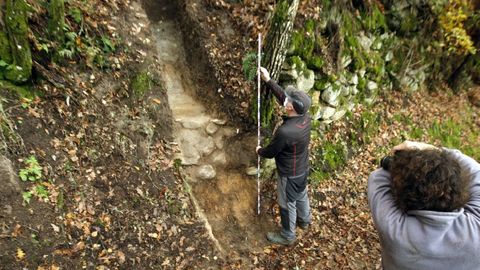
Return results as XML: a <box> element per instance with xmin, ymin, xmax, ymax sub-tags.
<box><xmin>256</xmin><ymin>146</ymin><xmax>262</xmax><ymax>155</ymax></box>
<box><xmin>392</xmin><ymin>140</ymin><xmax>437</xmax><ymax>153</ymax></box>
<box><xmin>259</xmin><ymin>67</ymin><xmax>271</xmax><ymax>82</ymax></box>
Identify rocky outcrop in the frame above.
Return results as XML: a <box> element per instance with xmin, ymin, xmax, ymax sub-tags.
<box><xmin>0</xmin><ymin>155</ymin><xmax>21</xmax><ymax>197</ymax></box>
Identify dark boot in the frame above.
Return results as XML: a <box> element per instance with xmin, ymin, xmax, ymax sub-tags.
<box><xmin>297</xmin><ymin>221</ymin><xmax>310</xmax><ymax>230</ymax></box>
<box><xmin>266</xmin><ymin>231</ymin><xmax>294</xmax><ymax>246</ymax></box>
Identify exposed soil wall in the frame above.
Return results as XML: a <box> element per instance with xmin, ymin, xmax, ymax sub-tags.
<box><xmin>174</xmin><ymin>0</ymin><xmax>255</xmax><ymax>129</ymax></box>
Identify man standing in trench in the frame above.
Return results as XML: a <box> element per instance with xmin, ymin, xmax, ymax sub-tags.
<box><xmin>256</xmin><ymin>67</ymin><xmax>312</xmax><ymax>245</ymax></box>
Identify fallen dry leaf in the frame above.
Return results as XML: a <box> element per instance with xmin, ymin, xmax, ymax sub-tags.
<box><xmin>16</xmin><ymin>248</ymin><xmax>25</xmax><ymax>261</ymax></box>
<box><xmin>117</xmin><ymin>250</ymin><xmax>126</xmax><ymax>264</ymax></box>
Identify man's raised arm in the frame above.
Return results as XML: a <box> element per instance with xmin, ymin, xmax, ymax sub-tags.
<box><xmin>259</xmin><ymin>67</ymin><xmax>287</xmax><ymax>105</ymax></box>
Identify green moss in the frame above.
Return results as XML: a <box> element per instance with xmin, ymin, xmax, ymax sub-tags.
<box><xmin>288</xmin><ymin>55</ymin><xmax>305</xmax><ymax>73</ymax></box>
<box><xmin>363</xmin><ymin>5</ymin><xmax>388</xmax><ymax>33</ymax></box>
<box><xmin>307</xmin><ymin>56</ymin><xmax>324</xmax><ymax>70</ymax></box>
<box><xmin>0</xmin><ymin>80</ymin><xmax>32</xmax><ymax>97</ymax></box>
<box><xmin>357</xmin><ymin>77</ymin><xmax>366</xmax><ymax>91</ymax></box>
<box><xmin>302</xmin><ymin>20</ymin><xmax>316</xmax><ymax>60</ymax></box>
<box><xmin>352</xmin><ymin>57</ymin><xmax>366</xmax><ymax>71</ymax></box>
<box><xmin>5</xmin><ymin>0</ymin><xmax>29</xmax><ymax>35</ymax></box>
<box><xmin>306</xmin><ymin>19</ymin><xmax>315</xmax><ymax>33</ymax></box>
<box><xmin>427</xmin><ymin>119</ymin><xmax>462</xmax><ymax>149</ymax></box>
<box><xmin>0</xmin><ymin>32</ymin><xmax>12</xmax><ymax>64</ymax></box>
<box><xmin>341</xmin><ymin>10</ymin><xmax>359</xmax><ymax>36</ymax></box>
<box><xmin>309</xmin><ymin>169</ymin><xmax>330</xmax><ymax>184</ymax></box>
<box><xmin>399</xmin><ymin>15</ymin><xmax>417</xmax><ymax>34</ymax></box>
<box><xmin>242</xmin><ymin>51</ymin><xmax>257</xmax><ymax>81</ymax></box>
<box><xmin>289</xmin><ymin>19</ymin><xmax>317</xmax><ymax>61</ymax></box>
<box><xmin>301</xmin><ymin>35</ymin><xmax>315</xmax><ymax>60</ymax></box>
<box><xmin>314</xmin><ymin>79</ymin><xmax>328</xmax><ymax>91</ymax></box>
<box><xmin>289</xmin><ymin>31</ymin><xmax>303</xmax><ymax>55</ymax></box>
<box><xmin>5</xmin><ymin>0</ymin><xmax>32</xmax><ymax>83</ymax></box>
<box><xmin>272</xmin><ymin>0</ymin><xmax>290</xmax><ymax>22</ymax></box>
<box><xmin>323</xmin><ymin>141</ymin><xmax>347</xmax><ymax>170</ymax></box>
<box><xmin>261</xmin><ymin>95</ymin><xmax>276</xmax><ymax>128</ymax></box>
<box><xmin>310</xmin><ymin>138</ymin><xmax>348</xmax><ymax>183</ymax></box>
<box><xmin>48</xmin><ymin>0</ymin><xmax>65</xmax><ymax>42</ymax></box>
<box><xmin>131</xmin><ymin>71</ymin><xmax>154</xmax><ymax>98</ymax></box>
<box><xmin>345</xmin><ymin>35</ymin><xmax>359</xmax><ymax>50</ymax></box>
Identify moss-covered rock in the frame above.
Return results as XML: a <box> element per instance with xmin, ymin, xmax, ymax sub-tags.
<box><xmin>289</xmin><ymin>55</ymin><xmax>305</xmax><ymax>73</ymax></box>
<box><xmin>399</xmin><ymin>15</ymin><xmax>417</xmax><ymax>34</ymax></box>
<box><xmin>307</xmin><ymin>55</ymin><xmax>324</xmax><ymax>70</ymax></box>
<box><xmin>4</xmin><ymin>0</ymin><xmax>32</xmax><ymax>83</ymax></box>
<box><xmin>0</xmin><ymin>32</ymin><xmax>12</xmax><ymax>80</ymax></box>
<box><xmin>288</xmin><ymin>31</ymin><xmax>303</xmax><ymax>55</ymax></box>
<box><xmin>314</xmin><ymin>79</ymin><xmax>328</xmax><ymax>91</ymax></box>
<box><xmin>0</xmin><ymin>32</ymin><xmax>12</xmax><ymax>64</ymax></box>
<box><xmin>288</xmin><ymin>19</ymin><xmax>316</xmax><ymax>60</ymax></box>
<box><xmin>301</xmin><ymin>34</ymin><xmax>315</xmax><ymax>60</ymax></box>
<box><xmin>0</xmin><ymin>80</ymin><xmax>32</xmax><ymax>97</ymax></box>
<box><xmin>362</xmin><ymin>4</ymin><xmax>388</xmax><ymax>33</ymax></box>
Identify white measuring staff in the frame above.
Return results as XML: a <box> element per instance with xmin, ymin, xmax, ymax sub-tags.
<box><xmin>257</xmin><ymin>33</ymin><xmax>262</xmax><ymax>215</ymax></box>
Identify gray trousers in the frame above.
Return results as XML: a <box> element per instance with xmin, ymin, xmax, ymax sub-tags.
<box><xmin>277</xmin><ymin>173</ymin><xmax>312</xmax><ymax>241</ymax></box>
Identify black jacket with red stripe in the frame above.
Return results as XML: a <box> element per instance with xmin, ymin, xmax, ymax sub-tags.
<box><xmin>258</xmin><ymin>80</ymin><xmax>311</xmax><ymax>177</ymax></box>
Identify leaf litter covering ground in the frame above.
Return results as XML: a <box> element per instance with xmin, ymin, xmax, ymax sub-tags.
<box><xmin>252</xmin><ymin>89</ymin><xmax>479</xmax><ymax>270</ymax></box>
<box><xmin>1</xmin><ymin>0</ymin><xmax>216</xmax><ymax>269</ymax></box>
<box><xmin>1</xmin><ymin>0</ymin><xmax>480</xmax><ymax>269</ymax></box>
<box><xmin>4</xmin><ymin>76</ymin><xmax>478</xmax><ymax>270</ymax></box>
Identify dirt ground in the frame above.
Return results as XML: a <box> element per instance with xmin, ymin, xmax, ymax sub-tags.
<box><xmin>145</xmin><ymin>0</ymin><xmax>278</xmax><ymax>263</ymax></box>
<box><xmin>0</xmin><ymin>1</ymin><xmax>220</xmax><ymax>269</ymax></box>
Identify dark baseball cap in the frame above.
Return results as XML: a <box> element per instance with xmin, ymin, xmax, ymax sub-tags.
<box><xmin>285</xmin><ymin>86</ymin><xmax>312</xmax><ymax>115</ymax></box>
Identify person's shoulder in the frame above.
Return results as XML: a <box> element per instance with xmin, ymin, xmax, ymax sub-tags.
<box><xmin>368</xmin><ymin>168</ymin><xmax>391</xmax><ymax>183</ymax></box>
<box><xmin>275</xmin><ymin>125</ymin><xmax>289</xmax><ymax>136</ymax></box>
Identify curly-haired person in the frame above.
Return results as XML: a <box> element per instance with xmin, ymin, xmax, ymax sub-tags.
<box><xmin>368</xmin><ymin>141</ymin><xmax>480</xmax><ymax>270</ymax></box>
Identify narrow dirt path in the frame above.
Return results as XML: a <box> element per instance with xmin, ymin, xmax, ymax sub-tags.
<box><xmin>148</xmin><ymin>1</ymin><xmax>274</xmax><ymax>261</ymax></box>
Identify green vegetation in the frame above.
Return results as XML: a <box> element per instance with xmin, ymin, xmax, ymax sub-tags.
<box><xmin>288</xmin><ymin>20</ymin><xmax>317</xmax><ymax>67</ymax></box>
<box><xmin>241</xmin><ymin>51</ymin><xmax>257</xmax><ymax>82</ymax></box>
<box><xmin>174</xmin><ymin>158</ymin><xmax>182</xmax><ymax>170</ymax></box>
<box><xmin>0</xmin><ymin>0</ymin><xmax>119</xmax><ymax>90</ymax></box>
<box><xmin>307</xmin><ymin>56</ymin><xmax>324</xmax><ymax>71</ymax></box>
<box><xmin>322</xmin><ymin>141</ymin><xmax>347</xmax><ymax>170</ymax></box>
<box><xmin>361</xmin><ymin>4</ymin><xmax>388</xmax><ymax>33</ymax></box>
<box><xmin>19</xmin><ymin>155</ymin><xmax>42</xmax><ymax>182</ymax></box>
<box><xmin>300</xmin><ymin>1</ymin><xmax>479</xmax><ymax>184</ymax></box>
<box><xmin>438</xmin><ymin>0</ymin><xmax>476</xmax><ymax>56</ymax></box>
<box><xmin>310</xmin><ymin>108</ymin><xmax>383</xmax><ymax>184</ymax></box>
<box><xmin>19</xmin><ymin>155</ymin><xmax>51</xmax><ymax>205</ymax></box>
<box><xmin>131</xmin><ymin>70</ymin><xmax>155</xmax><ymax>98</ymax></box>
<box><xmin>48</xmin><ymin>0</ymin><xmax>65</xmax><ymax>42</ymax></box>
<box><xmin>408</xmin><ymin>125</ymin><xmax>424</xmax><ymax>140</ymax></box>
<box><xmin>354</xmin><ymin>110</ymin><xmax>381</xmax><ymax>144</ymax></box>
<box><xmin>426</xmin><ymin>118</ymin><xmax>479</xmax><ymax>160</ymax></box>
<box><xmin>4</xmin><ymin>0</ymin><xmax>32</xmax><ymax>83</ymax></box>
<box><xmin>0</xmin><ymin>32</ymin><xmax>12</xmax><ymax>67</ymax></box>
<box><xmin>310</xmin><ymin>94</ymin><xmax>479</xmax><ymax>184</ymax></box>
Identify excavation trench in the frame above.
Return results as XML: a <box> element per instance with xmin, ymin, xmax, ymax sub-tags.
<box><xmin>145</xmin><ymin>1</ymin><xmax>274</xmax><ymax>257</ymax></box>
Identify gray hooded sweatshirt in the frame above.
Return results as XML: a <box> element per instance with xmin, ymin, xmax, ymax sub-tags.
<box><xmin>368</xmin><ymin>149</ymin><xmax>480</xmax><ymax>270</ymax></box>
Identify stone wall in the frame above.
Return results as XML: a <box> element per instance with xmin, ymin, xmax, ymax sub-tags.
<box><xmin>277</xmin><ymin>1</ymin><xmax>450</xmax><ymax>127</ymax></box>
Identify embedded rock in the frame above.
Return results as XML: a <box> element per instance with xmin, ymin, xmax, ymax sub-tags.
<box><xmin>0</xmin><ymin>155</ymin><xmax>20</xmax><ymax>197</ymax></box>
<box><xmin>197</xmin><ymin>165</ymin><xmax>216</xmax><ymax>180</ymax></box>
<box><xmin>321</xmin><ymin>86</ymin><xmax>341</xmax><ymax>107</ymax></box>
<box><xmin>206</xmin><ymin>122</ymin><xmax>219</xmax><ymax>135</ymax></box>
<box><xmin>314</xmin><ymin>105</ymin><xmax>336</xmax><ymax>120</ymax></box>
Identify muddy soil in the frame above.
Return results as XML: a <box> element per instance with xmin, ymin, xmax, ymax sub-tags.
<box><xmin>145</xmin><ymin>0</ymin><xmax>275</xmax><ymax>259</ymax></box>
